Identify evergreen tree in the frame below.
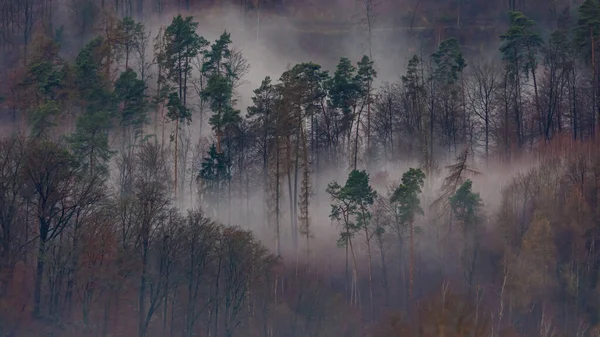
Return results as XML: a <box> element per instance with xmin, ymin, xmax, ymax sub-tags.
<box><xmin>390</xmin><ymin>168</ymin><xmax>426</xmax><ymax>301</ymax></box>
<box><xmin>74</xmin><ymin>37</ymin><xmax>113</xmax><ymax>113</ymax></box>
<box><xmin>21</xmin><ymin>36</ymin><xmax>69</xmax><ymax>139</ymax></box>
<box><xmin>327</xmin><ymin>169</ymin><xmax>377</xmax><ymax>307</ymax></box>
<box><xmin>431</xmin><ymin>38</ymin><xmax>467</xmax><ymax>152</ymax></box>
<box><xmin>204</xmin><ymin>75</ymin><xmax>240</xmax><ymax>150</ymax></box>
<box><xmin>449</xmin><ymin>179</ymin><xmax>483</xmax><ymax>288</ymax></box>
<box><xmin>433</xmin><ymin>148</ymin><xmax>480</xmax><ymax>221</ymax></box>
<box><xmin>69</xmin><ymin>36</ymin><xmax>115</xmax><ymax>177</ymax></box>
<box><xmin>278</xmin><ymin>62</ymin><xmax>329</xmax><ymax>249</ymax></box>
<box><xmin>198</xmin><ymin>143</ymin><xmax>231</xmax><ymax>215</ymax></box>
<box><xmin>329</xmin><ymin>57</ymin><xmax>360</xmax><ymax>135</ymax></box>
<box><xmin>247</xmin><ymin>76</ymin><xmax>278</xmax><ymax>202</ymax></box>
<box><xmin>449</xmin><ymin>179</ymin><xmax>482</xmax><ymax>228</ymax></box>
<box><xmin>114</xmin><ymin>16</ymin><xmax>144</xmax><ymax>70</ymax></box>
<box><xmin>166</xmin><ymin>92</ymin><xmax>192</xmax><ymax>130</ymax></box>
<box><xmin>202</xmin><ymin>31</ymin><xmax>233</xmax><ymax>78</ymax></box>
<box><xmin>298</xmin><ymin>125</ymin><xmax>312</xmax><ymax>259</ymax></box>
<box><xmin>575</xmin><ymin>0</ymin><xmax>600</xmax><ymax>134</ymax></box>
<box><xmin>202</xmin><ymin>31</ymin><xmax>242</xmax><ymax>154</ymax></box>
<box><xmin>500</xmin><ymin>12</ymin><xmax>542</xmax><ymax>78</ymax></box>
<box><xmin>67</xmin><ymin>109</ymin><xmax>114</xmax><ymax>177</ymax></box>
<box><xmin>499</xmin><ymin>11</ymin><xmax>543</xmax><ymax>148</ymax></box>
<box><xmin>401</xmin><ymin>55</ymin><xmax>430</xmax><ymax>172</ymax></box>
<box><xmin>114</xmin><ymin>69</ymin><xmax>149</xmax><ymax>144</ymax></box>
<box><xmin>353</xmin><ymin>56</ymin><xmax>377</xmax><ymax>169</ymax></box>
<box><xmin>432</xmin><ymin>38</ymin><xmax>466</xmax><ymax>86</ymax></box>
<box><xmin>574</xmin><ymin>0</ymin><xmax>600</xmax><ymax>64</ymax></box>
<box><xmin>157</xmin><ymin>14</ymin><xmax>206</xmax><ymax>196</ymax></box>
<box><xmin>159</xmin><ymin>15</ymin><xmax>205</xmax><ymax>107</ymax></box>
<box><xmin>30</xmin><ymin>101</ymin><xmax>60</xmax><ymax>140</ymax></box>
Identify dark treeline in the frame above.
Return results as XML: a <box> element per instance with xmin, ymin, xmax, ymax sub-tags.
<box><xmin>2</xmin><ymin>0</ymin><xmax>600</xmax><ymax>337</ymax></box>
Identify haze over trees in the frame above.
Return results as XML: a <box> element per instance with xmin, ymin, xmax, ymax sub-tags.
<box><xmin>2</xmin><ymin>0</ymin><xmax>600</xmax><ymax>336</ymax></box>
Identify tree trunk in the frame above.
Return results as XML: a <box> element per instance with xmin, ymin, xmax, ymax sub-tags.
<box><xmin>348</xmin><ymin>237</ymin><xmax>361</xmax><ymax>308</ymax></box>
<box><xmin>377</xmin><ymin>232</ymin><xmax>390</xmax><ymax>307</ymax></box>
<box><xmin>139</xmin><ymin>239</ymin><xmax>149</xmax><ymax>337</ymax></box>
<box><xmin>353</xmin><ymin>110</ymin><xmax>362</xmax><ymax>170</ymax></box>
<box><xmin>33</xmin><ymin>236</ymin><xmax>47</xmax><ymax>318</ymax></box>
<box><xmin>174</xmin><ymin>118</ymin><xmax>179</xmax><ymax>198</ymax></box>
<box><xmin>275</xmin><ymin>140</ymin><xmax>281</xmax><ymax>257</ymax></box>
<box><xmin>364</xmin><ymin>227</ymin><xmax>374</xmax><ymax>322</ymax></box>
<box><xmin>286</xmin><ymin>136</ymin><xmax>295</xmax><ymax>247</ymax></box>
<box><xmin>409</xmin><ymin>220</ymin><xmax>415</xmax><ymax>301</ymax></box>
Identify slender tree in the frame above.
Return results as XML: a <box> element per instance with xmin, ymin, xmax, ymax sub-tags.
<box><xmin>499</xmin><ymin>11</ymin><xmax>543</xmax><ymax>149</ymax></box>
<box><xmin>575</xmin><ymin>0</ymin><xmax>600</xmax><ymax>136</ymax></box>
<box><xmin>389</xmin><ymin>168</ymin><xmax>425</xmax><ymax>302</ymax></box>
<box><xmin>156</xmin><ymin>14</ymin><xmax>205</xmax><ymax>198</ymax></box>
<box><xmin>198</xmin><ymin>143</ymin><xmax>231</xmax><ymax>217</ymax></box>
<box><xmin>70</xmin><ymin>36</ymin><xmax>115</xmax><ymax>177</ymax></box>
<box><xmin>22</xmin><ymin>140</ymin><xmax>81</xmax><ymax>317</ymax></box>
<box><xmin>114</xmin><ymin>68</ymin><xmax>149</xmax><ymax>145</ymax></box>
<box><xmin>327</xmin><ymin>169</ymin><xmax>376</xmax><ymax>308</ymax></box>
<box><xmin>449</xmin><ymin>179</ymin><xmax>483</xmax><ymax>289</ymax></box>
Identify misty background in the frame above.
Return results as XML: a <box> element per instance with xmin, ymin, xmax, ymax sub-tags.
<box><xmin>1</xmin><ymin>0</ymin><xmax>599</xmax><ymax>337</ymax></box>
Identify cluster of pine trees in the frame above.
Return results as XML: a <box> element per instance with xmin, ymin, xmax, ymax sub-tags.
<box><xmin>2</xmin><ymin>0</ymin><xmax>600</xmax><ymax>336</ymax></box>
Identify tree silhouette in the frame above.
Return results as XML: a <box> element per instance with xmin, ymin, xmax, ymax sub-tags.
<box><xmin>327</xmin><ymin>169</ymin><xmax>376</xmax><ymax>307</ymax></box>
<box><xmin>390</xmin><ymin>167</ymin><xmax>425</xmax><ymax>301</ymax></box>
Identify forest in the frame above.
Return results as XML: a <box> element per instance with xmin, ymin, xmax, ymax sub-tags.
<box><xmin>2</xmin><ymin>0</ymin><xmax>600</xmax><ymax>336</ymax></box>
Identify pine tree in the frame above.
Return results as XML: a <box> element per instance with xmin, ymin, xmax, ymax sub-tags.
<box><xmin>21</xmin><ymin>36</ymin><xmax>69</xmax><ymax>139</ymax></box>
<box><xmin>159</xmin><ymin>15</ymin><xmax>205</xmax><ymax>108</ymax></box>
<box><xmin>329</xmin><ymin>57</ymin><xmax>360</xmax><ymax>135</ymax></box>
<box><xmin>157</xmin><ymin>14</ymin><xmax>206</xmax><ymax>197</ymax></box>
<box><xmin>575</xmin><ymin>0</ymin><xmax>600</xmax><ymax>66</ymax></box>
<box><xmin>499</xmin><ymin>11</ymin><xmax>543</xmax><ymax>149</ymax></box>
<box><xmin>114</xmin><ymin>16</ymin><xmax>144</xmax><ymax>70</ymax></box>
<box><xmin>433</xmin><ymin>148</ymin><xmax>480</xmax><ymax>223</ymax></box>
<box><xmin>29</xmin><ymin>101</ymin><xmax>60</xmax><ymax>140</ymax></box>
<box><xmin>354</xmin><ymin>56</ymin><xmax>377</xmax><ymax>169</ymax></box>
<box><xmin>74</xmin><ymin>37</ymin><xmax>113</xmax><ymax>113</ymax></box>
<box><xmin>200</xmin><ymin>32</ymin><xmax>247</xmax><ymax>225</ymax></box>
<box><xmin>401</xmin><ymin>55</ymin><xmax>430</xmax><ymax>173</ymax></box>
<box><xmin>247</xmin><ymin>76</ymin><xmax>278</xmax><ymax>227</ymax></box>
<box><xmin>431</xmin><ymin>38</ymin><xmax>467</xmax><ymax>152</ymax></box>
<box><xmin>327</xmin><ymin>169</ymin><xmax>377</xmax><ymax>307</ymax></box>
<box><xmin>69</xmin><ymin>36</ymin><xmax>115</xmax><ymax>177</ymax></box>
<box><xmin>67</xmin><ymin>109</ymin><xmax>114</xmax><ymax>177</ymax></box>
<box><xmin>449</xmin><ymin>179</ymin><xmax>483</xmax><ymax>288</ymax></box>
<box><xmin>390</xmin><ymin>168</ymin><xmax>426</xmax><ymax>301</ymax></box>
<box><xmin>298</xmin><ymin>124</ymin><xmax>312</xmax><ymax>260</ymax></box>
<box><xmin>575</xmin><ymin>0</ymin><xmax>600</xmax><ymax>135</ymax></box>
<box><xmin>278</xmin><ymin>62</ymin><xmax>329</xmax><ymax>250</ymax></box>
<box><xmin>202</xmin><ymin>31</ymin><xmax>233</xmax><ymax>78</ymax></box>
<box><xmin>114</xmin><ymin>69</ymin><xmax>149</xmax><ymax>145</ymax></box>
<box><xmin>202</xmin><ymin>31</ymin><xmax>240</xmax><ymax>154</ymax></box>
<box><xmin>198</xmin><ymin>143</ymin><xmax>231</xmax><ymax>216</ymax></box>
<box><xmin>432</xmin><ymin>38</ymin><xmax>466</xmax><ymax>86</ymax></box>
<box><xmin>204</xmin><ymin>75</ymin><xmax>240</xmax><ymax>149</ymax></box>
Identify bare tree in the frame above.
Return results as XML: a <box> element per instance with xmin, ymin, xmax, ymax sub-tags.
<box><xmin>466</xmin><ymin>59</ymin><xmax>500</xmax><ymax>161</ymax></box>
<box><xmin>21</xmin><ymin>140</ymin><xmax>84</xmax><ymax>318</ymax></box>
<box><xmin>219</xmin><ymin>227</ymin><xmax>274</xmax><ymax>337</ymax></box>
<box><xmin>131</xmin><ymin>141</ymin><xmax>172</xmax><ymax>337</ymax></box>
<box><xmin>0</xmin><ymin>136</ymin><xmax>24</xmax><ymax>292</ymax></box>
<box><xmin>181</xmin><ymin>210</ymin><xmax>220</xmax><ymax>337</ymax></box>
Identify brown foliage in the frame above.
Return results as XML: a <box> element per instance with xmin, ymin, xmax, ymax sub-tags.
<box><xmin>374</xmin><ymin>286</ymin><xmax>520</xmax><ymax>337</ymax></box>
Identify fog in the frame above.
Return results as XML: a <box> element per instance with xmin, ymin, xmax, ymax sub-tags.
<box><xmin>101</xmin><ymin>2</ymin><xmax>540</xmax><ymax>279</ymax></box>
<box><xmin>1</xmin><ymin>1</ymin><xmax>593</xmax><ymax>335</ymax></box>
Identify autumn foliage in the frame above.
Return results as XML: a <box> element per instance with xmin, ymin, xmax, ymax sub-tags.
<box><xmin>3</xmin><ymin>0</ymin><xmax>600</xmax><ymax>336</ymax></box>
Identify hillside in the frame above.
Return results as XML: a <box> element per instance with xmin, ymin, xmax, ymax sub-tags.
<box><xmin>1</xmin><ymin>0</ymin><xmax>600</xmax><ymax>337</ymax></box>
